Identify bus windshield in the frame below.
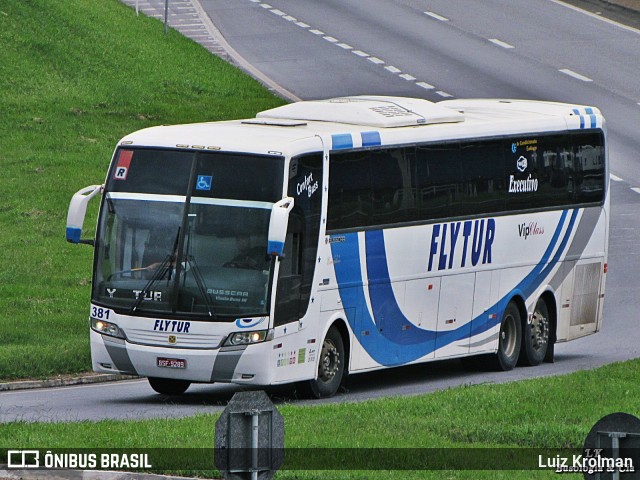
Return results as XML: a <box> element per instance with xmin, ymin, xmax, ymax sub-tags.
<box><xmin>92</xmin><ymin>148</ymin><xmax>284</xmax><ymax>318</ymax></box>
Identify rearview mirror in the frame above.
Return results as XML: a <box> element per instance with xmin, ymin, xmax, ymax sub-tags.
<box><xmin>267</xmin><ymin>197</ymin><xmax>294</xmax><ymax>257</ymax></box>
<box><xmin>66</xmin><ymin>185</ymin><xmax>102</xmax><ymax>245</ymax></box>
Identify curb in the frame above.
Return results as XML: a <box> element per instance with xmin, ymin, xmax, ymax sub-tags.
<box><xmin>558</xmin><ymin>0</ymin><xmax>640</xmax><ymax>29</ymax></box>
<box><xmin>602</xmin><ymin>0</ymin><xmax>640</xmax><ymax>12</ymax></box>
<box><xmin>0</xmin><ymin>374</ymin><xmax>138</xmax><ymax>392</ymax></box>
<box><xmin>118</xmin><ymin>0</ymin><xmax>299</xmax><ymax>102</ymax></box>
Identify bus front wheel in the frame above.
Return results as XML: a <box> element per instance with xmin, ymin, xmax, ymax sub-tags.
<box><xmin>494</xmin><ymin>301</ymin><xmax>522</xmax><ymax>371</ymax></box>
<box><xmin>306</xmin><ymin>327</ymin><xmax>345</xmax><ymax>398</ymax></box>
<box><xmin>148</xmin><ymin>377</ymin><xmax>191</xmax><ymax>395</ymax></box>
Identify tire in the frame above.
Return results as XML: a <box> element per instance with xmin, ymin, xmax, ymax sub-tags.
<box><xmin>494</xmin><ymin>301</ymin><xmax>522</xmax><ymax>371</ymax></box>
<box><xmin>305</xmin><ymin>327</ymin><xmax>345</xmax><ymax>398</ymax></box>
<box><xmin>519</xmin><ymin>298</ymin><xmax>550</xmax><ymax>367</ymax></box>
<box><xmin>148</xmin><ymin>377</ymin><xmax>191</xmax><ymax>395</ymax></box>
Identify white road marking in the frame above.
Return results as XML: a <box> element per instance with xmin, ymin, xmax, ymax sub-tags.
<box><xmin>424</xmin><ymin>11</ymin><xmax>449</xmax><ymax>22</ymax></box>
<box><xmin>631</xmin><ymin>188</ymin><xmax>640</xmax><ymax>195</ymax></box>
<box><xmin>609</xmin><ymin>174</ymin><xmax>623</xmax><ymax>182</ymax></box>
<box><xmin>241</xmin><ymin>0</ymin><xmax>452</xmax><ymax>99</ymax></box>
<box><xmin>559</xmin><ymin>68</ymin><xmax>593</xmax><ymax>82</ymax></box>
<box><xmin>489</xmin><ymin>38</ymin><xmax>515</xmax><ymax>49</ymax></box>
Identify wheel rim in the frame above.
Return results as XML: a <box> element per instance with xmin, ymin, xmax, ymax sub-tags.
<box><xmin>318</xmin><ymin>337</ymin><xmax>340</xmax><ymax>383</ymax></box>
<box><xmin>500</xmin><ymin>313</ymin><xmax>517</xmax><ymax>357</ymax></box>
<box><xmin>530</xmin><ymin>308</ymin><xmax>549</xmax><ymax>352</ymax></box>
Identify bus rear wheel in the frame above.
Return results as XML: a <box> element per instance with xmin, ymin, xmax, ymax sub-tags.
<box><xmin>148</xmin><ymin>377</ymin><xmax>191</xmax><ymax>395</ymax></box>
<box><xmin>519</xmin><ymin>298</ymin><xmax>550</xmax><ymax>366</ymax></box>
<box><xmin>305</xmin><ymin>327</ymin><xmax>345</xmax><ymax>398</ymax></box>
<box><xmin>494</xmin><ymin>301</ymin><xmax>522</xmax><ymax>371</ymax></box>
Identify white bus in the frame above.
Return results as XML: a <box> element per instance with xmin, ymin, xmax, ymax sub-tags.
<box><xmin>67</xmin><ymin>96</ymin><xmax>608</xmax><ymax>398</ymax></box>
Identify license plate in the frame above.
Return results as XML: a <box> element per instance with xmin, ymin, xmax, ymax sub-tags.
<box><xmin>157</xmin><ymin>357</ymin><xmax>186</xmax><ymax>369</ymax></box>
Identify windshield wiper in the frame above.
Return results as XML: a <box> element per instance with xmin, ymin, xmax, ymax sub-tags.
<box><xmin>129</xmin><ymin>253</ymin><xmax>173</xmax><ymax>314</ymax></box>
<box><xmin>183</xmin><ymin>255</ymin><xmax>215</xmax><ymax>318</ymax></box>
<box><xmin>129</xmin><ymin>229</ymin><xmax>180</xmax><ymax>314</ymax></box>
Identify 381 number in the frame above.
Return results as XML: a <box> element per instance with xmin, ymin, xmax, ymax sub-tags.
<box><xmin>91</xmin><ymin>306</ymin><xmax>110</xmax><ymax>320</ymax></box>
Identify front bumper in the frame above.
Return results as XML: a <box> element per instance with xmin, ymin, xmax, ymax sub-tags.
<box><xmin>90</xmin><ymin>329</ymin><xmax>274</xmax><ymax>385</ymax></box>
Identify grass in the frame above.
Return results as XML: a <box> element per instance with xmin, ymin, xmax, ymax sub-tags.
<box><xmin>5</xmin><ymin>358</ymin><xmax>640</xmax><ymax>478</ymax></box>
<box><xmin>0</xmin><ymin>0</ymin><xmax>284</xmax><ymax>380</ymax></box>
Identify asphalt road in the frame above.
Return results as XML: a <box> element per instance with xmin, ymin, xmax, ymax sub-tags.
<box><xmin>2</xmin><ymin>0</ymin><xmax>640</xmax><ymax>422</ymax></box>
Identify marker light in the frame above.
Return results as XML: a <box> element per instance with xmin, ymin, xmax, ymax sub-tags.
<box><xmin>91</xmin><ymin>318</ymin><xmax>126</xmax><ymax>339</ymax></box>
<box><xmin>224</xmin><ymin>330</ymin><xmax>273</xmax><ymax>347</ymax></box>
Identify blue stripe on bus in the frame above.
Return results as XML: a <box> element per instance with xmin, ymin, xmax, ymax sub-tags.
<box><xmin>331</xmin><ymin>133</ymin><xmax>353</xmax><ymax>150</ymax></box>
<box><xmin>572</xmin><ymin>108</ymin><xmax>584</xmax><ymax>128</ymax></box>
<box><xmin>584</xmin><ymin>108</ymin><xmax>597</xmax><ymax>127</ymax></box>
<box><xmin>361</xmin><ymin>131</ymin><xmax>381</xmax><ymax>147</ymax></box>
<box><xmin>329</xmin><ymin>210</ymin><xmax>576</xmax><ymax>366</ymax></box>
<box><xmin>365</xmin><ymin>230</ymin><xmax>436</xmax><ymax>346</ymax></box>
<box><xmin>267</xmin><ymin>240</ymin><xmax>285</xmax><ymax>257</ymax></box>
<box><xmin>66</xmin><ymin>226</ymin><xmax>82</xmax><ymax>244</ymax></box>
<box><xmin>572</xmin><ymin>108</ymin><xmax>598</xmax><ymax>129</ymax></box>
<box><xmin>330</xmin><ymin>233</ymin><xmax>436</xmax><ymax>363</ymax></box>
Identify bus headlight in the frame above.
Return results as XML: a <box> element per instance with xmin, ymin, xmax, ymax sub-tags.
<box><xmin>224</xmin><ymin>329</ymin><xmax>272</xmax><ymax>346</ymax></box>
<box><xmin>91</xmin><ymin>318</ymin><xmax>126</xmax><ymax>339</ymax></box>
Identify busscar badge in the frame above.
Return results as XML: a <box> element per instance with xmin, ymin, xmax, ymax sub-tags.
<box><xmin>168</xmin><ymin>335</ymin><xmax>177</xmax><ymax>345</ymax></box>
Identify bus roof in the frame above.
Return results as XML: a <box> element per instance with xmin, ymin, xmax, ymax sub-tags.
<box><xmin>119</xmin><ymin>96</ymin><xmax>603</xmax><ymax>157</ymax></box>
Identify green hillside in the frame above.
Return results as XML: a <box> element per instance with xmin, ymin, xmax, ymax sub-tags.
<box><xmin>0</xmin><ymin>0</ymin><xmax>283</xmax><ymax>380</ymax></box>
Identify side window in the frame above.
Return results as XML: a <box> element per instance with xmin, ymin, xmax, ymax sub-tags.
<box><xmin>371</xmin><ymin>148</ymin><xmax>417</xmax><ymax>225</ymax></box>
<box><xmin>326</xmin><ymin>131</ymin><xmax>605</xmax><ymax>233</ymax></box>
<box><xmin>507</xmin><ymin>136</ymin><xmax>558</xmax><ymax>210</ymax></box>
<box><xmin>458</xmin><ymin>140</ymin><xmax>506</xmax><ymax>216</ymax></box>
<box><xmin>327</xmin><ymin>151</ymin><xmax>372</xmax><ymax>230</ymax></box>
<box><xmin>505</xmin><ymin>132</ymin><xmax>604</xmax><ymax>210</ymax></box>
<box><xmin>572</xmin><ymin>132</ymin><xmax>605</xmax><ymax>204</ymax></box>
<box><xmin>274</xmin><ymin>212</ymin><xmax>303</xmax><ymax>326</ymax></box>
<box><xmin>274</xmin><ymin>153</ymin><xmax>323</xmax><ymax>326</ymax></box>
<box><xmin>415</xmin><ymin>143</ymin><xmax>460</xmax><ymax>220</ymax></box>
<box><xmin>329</xmin><ymin>147</ymin><xmax>422</xmax><ymax>228</ymax></box>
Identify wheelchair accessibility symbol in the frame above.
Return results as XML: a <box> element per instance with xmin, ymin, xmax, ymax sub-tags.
<box><xmin>196</xmin><ymin>175</ymin><xmax>212</xmax><ymax>191</ymax></box>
